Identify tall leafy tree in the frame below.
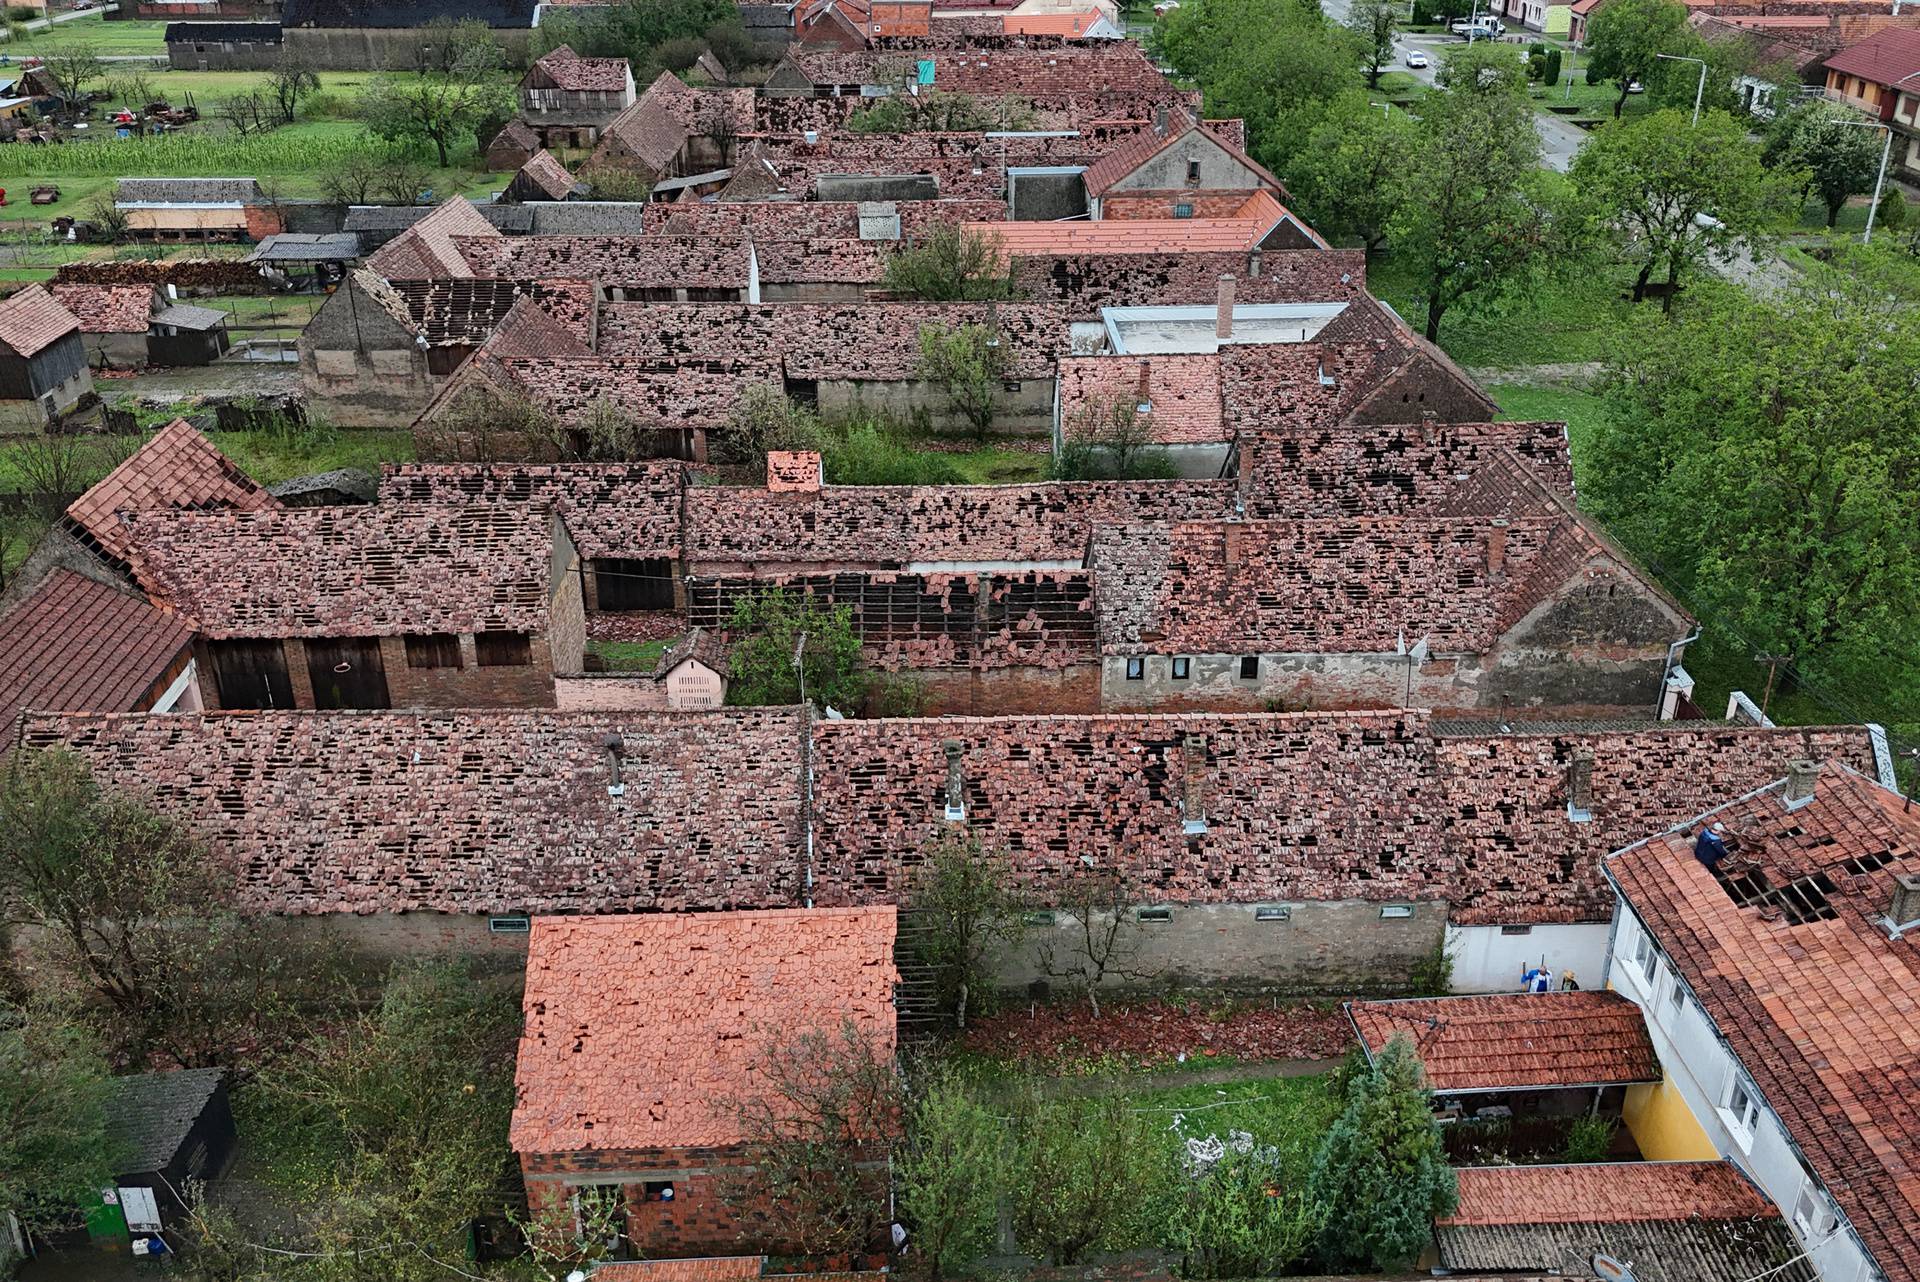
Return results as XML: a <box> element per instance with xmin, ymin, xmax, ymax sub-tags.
<box><xmin>725</xmin><ymin>588</ymin><xmax>868</xmax><ymax>711</ymax></box>
<box><xmin>0</xmin><ymin>1001</ymin><xmax>125</xmax><ymax>1241</ymax></box>
<box><xmin>884</xmin><ymin>224</ymin><xmax>1019</xmax><ymax>301</ymax></box>
<box><xmin>1571</xmin><ymin>108</ymin><xmax>1795</xmax><ymax>307</ymax></box>
<box><xmin>1764</xmin><ymin>99</ymin><xmax>1885</xmax><ymax>226</ymax></box>
<box><xmin>1347</xmin><ymin>0</ymin><xmax>1400</xmax><ymax>88</ymax></box>
<box><xmin>363</xmin><ymin>18</ymin><xmax>515</xmax><ymax>166</ymax></box>
<box><xmin>1586</xmin><ymin>252</ymin><xmax>1920</xmax><ymax>709</ymax></box>
<box><xmin>1308</xmin><ymin>1033</ymin><xmax>1457</xmax><ymax>1271</ymax></box>
<box><xmin>1584</xmin><ymin>0</ymin><xmax>1696</xmax><ymax>118</ymax></box>
<box><xmin>1292</xmin><ymin>89</ymin><xmax>1417</xmax><ymax>253</ymax></box>
<box><xmin>1388</xmin><ymin>43</ymin><xmax>1567</xmax><ymax>340</ymax></box>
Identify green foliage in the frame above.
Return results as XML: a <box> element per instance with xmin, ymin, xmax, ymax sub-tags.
<box><xmin>1170</xmin><ymin>1143</ymin><xmax>1322</xmax><ymax>1278</ymax></box>
<box><xmin>1156</xmin><ymin>0</ymin><xmax>1364</xmax><ymax>176</ymax></box>
<box><xmin>824</xmin><ymin>422</ymin><xmax>966</xmax><ymax>485</ymax></box>
<box><xmin>849</xmin><ymin>89</ymin><xmax>1037</xmax><ymax>133</ymax></box>
<box><xmin>884</xmin><ymin>223</ymin><xmax>1020</xmax><ymax>301</ymax></box>
<box><xmin>1542</xmin><ymin>46</ymin><xmax>1562</xmax><ymax>86</ymax></box>
<box><xmin>1407</xmin><ymin>933</ymin><xmax>1456</xmax><ymax>996</ymax></box>
<box><xmin>908</xmin><ymin>835</ymin><xmax>1024</xmax><ymax>1026</ymax></box>
<box><xmin>0</xmin><ymin>125</ymin><xmax>410</xmax><ymax>178</ymax></box>
<box><xmin>0</xmin><ymin>1001</ymin><xmax>126</xmax><ymax>1239</ymax></box>
<box><xmin>362</xmin><ymin>19</ymin><xmax>514</xmax><ymax>167</ymax></box>
<box><xmin>1765</xmin><ymin>99</ymin><xmax>1884</xmax><ymax>226</ymax></box>
<box><xmin>1586</xmin><ymin>251</ymin><xmax>1920</xmax><ymax>712</ymax></box>
<box><xmin>1011</xmin><ymin>1085</ymin><xmax>1171</xmax><ymax>1264</ymax></box>
<box><xmin>1052</xmin><ymin>397</ymin><xmax>1177</xmax><ymax>480</ymax></box>
<box><xmin>1347</xmin><ymin>0</ymin><xmax>1400</xmax><ymax>88</ymax></box>
<box><xmin>1564</xmin><ymin>1113</ymin><xmax>1619</xmax><ymax>1162</ymax></box>
<box><xmin>1584</xmin><ymin>0</ymin><xmax>1698</xmax><ymax>118</ymax></box>
<box><xmin>725</xmin><ymin>588</ymin><xmax>867</xmax><ymax>711</ymax></box>
<box><xmin>1388</xmin><ymin>43</ymin><xmax>1568</xmax><ymax>340</ymax></box>
<box><xmin>720</xmin><ymin>1019</ymin><xmax>902</xmax><ymax>1259</ymax></box>
<box><xmin>201</xmin><ymin>959</ymin><xmax>522</xmax><ymax>1281</ymax></box>
<box><xmin>1290</xmin><ymin>88</ymin><xmax>1418</xmax><ymax>252</ymax></box>
<box><xmin>1571</xmin><ymin>108</ymin><xmax>1795</xmax><ymax>307</ymax></box>
<box><xmin>917</xmin><ymin>322</ymin><xmax>1009</xmax><ymax>439</ymax></box>
<box><xmin>536</xmin><ymin>0</ymin><xmax>739</xmax><ymax>67</ymax></box>
<box><xmin>898</xmin><ymin>1064</ymin><xmax>1006</xmax><ymax>1279</ymax></box>
<box><xmin>1308</xmin><ymin>1033</ymin><xmax>1457</xmax><ymax>1270</ymax></box>
<box><xmin>1877</xmin><ymin>186</ymin><xmax>1908</xmax><ymax>234</ymax></box>
<box><xmin>868</xmin><ymin>669</ymin><xmax>933</xmax><ymax>717</ymax></box>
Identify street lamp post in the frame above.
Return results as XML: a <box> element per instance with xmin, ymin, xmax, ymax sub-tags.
<box><xmin>1655</xmin><ymin>52</ymin><xmax>1708</xmax><ymax>127</ymax></box>
<box><xmin>1564</xmin><ymin>38</ymin><xmax>1578</xmax><ymax>102</ymax></box>
<box><xmin>1837</xmin><ymin>118</ymin><xmax>1895</xmax><ymax>244</ymax></box>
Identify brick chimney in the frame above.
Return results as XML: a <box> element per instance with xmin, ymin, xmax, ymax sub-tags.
<box><xmin>943</xmin><ymin>739</ymin><xmax>966</xmax><ymax>821</ymax></box>
<box><xmin>767</xmin><ymin>450</ymin><xmax>823</xmax><ymax>494</ymax></box>
<box><xmin>1784</xmin><ymin>759</ymin><xmax>1820</xmax><ymax>809</ymax></box>
<box><xmin>1487</xmin><ymin>518</ymin><xmax>1508</xmax><ymax>579</ymax></box>
<box><xmin>1135</xmin><ymin>359</ymin><xmax>1153</xmax><ymax>411</ymax></box>
<box><xmin>1890</xmin><ymin>872</ymin><xmax>1920</xmax><ymax>928</ymax></box>
<box><xmin>1566</xmin><ymin>746</ymin><xmax>1594</xmax><ymax>821</ymax></box>
<box><xmin>1215</xmin><ymin>274</ymin><xmax>1236</xmax><ymax>341</ymax></box>
<box><xmin>1153</xmin><ymin>104</ymin><xmax>1169</xmax><ymax>136</ymax></box>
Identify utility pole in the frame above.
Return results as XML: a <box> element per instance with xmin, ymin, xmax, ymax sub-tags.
<box><xmin>1654</xmin><ymin>52</ymin><xmax>1708</xmax><ymax>126</ymax></box>
<box><xmin>1754</xmin><ymin>652</ymin><xmax>1793</xmax><ymax>721</ymax></box>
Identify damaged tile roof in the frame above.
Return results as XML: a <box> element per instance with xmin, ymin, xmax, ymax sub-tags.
<box><xmin>379</xmin><ymin>462</ymin><xmax>684</xmax><ymax>561</ymax></box>
<box><xmin>592</xmin><ymin>1262</ymin><xmax>766</xmax><ymax>1282</ymax></box>
<box><xmin>20</xmin><ymin>708</ymin><xmax>808</xmax><ymax>914</ymax></box>
<box><xmin>476</xmin><ymin>296</ymin><xmax>594</xmax><ymax>360</ymax></box>
<box><xmin>17</xmin><ymin>711</ymin><xmax>1883</xmax><ymax>923</ymax></box>
<box><xmin>513</xmin><ymin>150</ymin><xmax>579</xmax><ymax>202</ymax></box>
<box><xmin>0</xmin><ymin>283</ymin><xmax>82</xmax><ymax>357</ymax></box>
<box><xmin>1059</xmin><ymin>355</ymin><xmax>1223</xmax><ymax>444</ymax></box>
<box><xmin>1081</xmin><ymin>110</ymin><xmax>1288</xmax><ymax>199</ymax></box>
<box><xmin>364</xmin><ymin>197</ymin><xmax>500</xmax><ymax>279</ymax></box>
<box><xmin>1239</xmin><ymin>420</ymin><xmax>1573</xmax><ymax>519</ymax></box>
<box><xmin>48</xmin><ymin>284</ymin><xmax>156</xmax><ymax>334</ymax></box>
<box><xmin>976</xmin><ymin>192</ymin><xmax>1319</xmax><ymax>257</ymax></box>
<box><xmin>752</xmin><ymin>237</ymin><xmax>891</xmax><ymax>286</ymax></box>
<box><xmin>456</xmin><ymin>234</ymin><xmax>752</xmax><ymax>291</ymax></box>
<box><xmin>384</xmin><ymin>276</ymin><xmax>597</xmax><ymax>348</ymax></box>
<box><xmin>512</xmin><ymin>907</ymin><xmax>897</xmax><ymax>1154</ymax></box>
<box><xmin>64</xmin><ymin>419</ymin><xmax>277</xmax><ymax>569</ymax></box>
<box><xmin>422</xmin><ymin>352</ymin><xmax>763</xmax><ymax>431</ymax></box>
<box><xmin>1608</xmin><ymin>764</ymin><xmax>1920</xmax><ymax>1282</ymax></box>
<box><xmin>641</xmin><ymin>199</ymin><xmax>1007</xmax><ymax>237</ymax></box>
<box><xmin>0</xmin><ymin>569</ymin><xmax>195</xmax><ymax>726</ymax></box>
<box><xmin>1346</xmin><ymin>992</ymin><xmax>1660</xmax><ymax>1091</ymax></box>
<box><xmin>1442</xmin><ymin>1162</ymin><xmax>1778</xmax><ymax>1227</ymax></box>
<box><xmin>528</xmin><ymin>44</ymin><xmax>633</xmax><ymax>91</ymax></box>
<box><xmin>124</xmin><ymin>504</ymin><xmax>554</xmax><ymax>638</ymax></box>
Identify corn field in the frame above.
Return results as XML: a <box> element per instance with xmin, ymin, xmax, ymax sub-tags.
<box><xmin>0</xmin><ymin>130</ymin><xmax>424</xmax><ymax>179</ymax></box>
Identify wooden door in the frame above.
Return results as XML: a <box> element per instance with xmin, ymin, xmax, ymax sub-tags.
<box><xmin>305</xmin><ymin>638</ymin><xmax>391</xmax><ymax>709</ymax></box>
<box><xmin>209</xmin><ymin>639</ymin><xmax>294</xmax><ymax>709</ymax></box>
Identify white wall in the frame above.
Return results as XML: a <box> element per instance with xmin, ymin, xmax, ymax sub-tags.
<box><xmin>1609</xmin><ymin>905</ymin><xmax>1878</xmax><ymax>1282</ymax></box>
<box><xmin>1446</xmin><ymin>921</ymin><xmax>1610</xmax><ymax>993</ymax></box>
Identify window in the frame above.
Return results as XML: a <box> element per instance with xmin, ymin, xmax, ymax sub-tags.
<box><xmin>1137</xmin><ymin>906</ymin><xmax>1173</xmax><ymax>922</ymax></box>
<box><xmin>488</xmin><ymin>915</ymin><xmax>531</xmax><ymax>934</ymax></box>
<box><xmin>1174</xmin><ymin>202</ymin><xmax>1194</xmax><ymax>218</ymax></box>
<box><xmin>1172</xmin><ymin>656</ymin><xmax>1191</xmax><ymax>680</ymax></box>
<box><xmin>476</xmin><ymin>631</ymin><xmax>532</xmax><ymax>667</ymax></box>
<box><xmin>596</xmin><ymin>556</ymin><xmax>675</xmax><ymax>611</ymax></box>
<box><xmin>1125</xmin><ymin>656</ymin><xmax>1145</xmax><ymax>681</ymax></box>
<box><xmin>642</xmin><ymin>1181</ymin><xmax>676</xmax><ymax>1203</ymax></box>
<box><xmin>405</xmin><ymin>633</ymin><xmax>461</xmax><ymax>669</ymax></box>
<box><xmin>1665</xmin><ymin>969</ymin><xmax>1686</xmax><ymax>1012</ymax></box>
<box><xmin>1500</xmin><ymin>924</ymin><xmax>1533</xmax><ymax>936</ymax></box>
<box><xmin>1239</xmin><ymin>656</ymin><xmax>1259</xmax><ymax>680</ymax></box>
<box><xmin>1631</xmin><ymin>925</ymin><xmax>1659</xmax><ymax>982</ymax></box>
<box><xmin>1186</xmin><ymin>158</ymin><xmax>1202</xmax><ymax>184</ymax></box>
<box><xmin>1721</xmin><ymin>1075</ymin><xmax>1763</xmax><ymax>1146</ymax></box>
<box><xmin>1254</xmin><ymin>905</ymin><xmax>1291</xmax><ymax>922</ymax></box>
<box><xmin>1380</xmin><ymin>904</ymin><xmax>1415</xmax><ymax>920</ymax></box>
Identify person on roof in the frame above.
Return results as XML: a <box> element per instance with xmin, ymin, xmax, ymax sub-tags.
<box><xmin>1694</xmin><ymin>821</ymin><xmax>1732</xmax><ymax>870</ymax></box>
<box><xmin>1521</xmin><ymin>965</ymin><xmax>1554</xmax><ymax>993</ymax></box>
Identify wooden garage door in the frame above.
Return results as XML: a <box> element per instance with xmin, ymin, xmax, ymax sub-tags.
<box><xmin>305</xmin><ymin>638</ymin><xmax>391</xmax><ymax>710</ymax></box>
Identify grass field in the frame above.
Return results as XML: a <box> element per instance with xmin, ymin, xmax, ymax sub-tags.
<box><xmin>1</xmin><ymin>14</ymin><xmax>169</xmax><ymax>57</ymax></box>
<box><xmin>1488</xmin><ymin>380</ymin><xmax>1607</xmax><ymax>472</ymax></box>
<box><xmin>0</xmin><ymin>428</ymin><xmax>415</xmax><ymax>493</ymax></box>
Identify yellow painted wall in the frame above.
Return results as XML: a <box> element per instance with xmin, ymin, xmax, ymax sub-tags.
<box><xmin>1545</xmin><ymin>4</ymin><xmax>1571</xmax><ymax>35</ymax></box>
<box><xmin>1624</xmin><ymin>1072</ymin><xmax>1720</xmax><ymax>1161</ymax></box>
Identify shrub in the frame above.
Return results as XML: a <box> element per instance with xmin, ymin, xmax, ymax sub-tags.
<box><xmin>898</xmin><ymin>1065</ymin><xmax>1005</xmax><ymax>1279</ymax></box>
<box><xmin>907</xmin><ymin>834</ymin><xmax>1022</xmax><ymax>1026</ymax></box>
<box><xmin>1171</xmin><ymin>1140</ymin><xmax>1321</xmax><ymax>1278</ymax></box>
<box><xmin>1564</xmin><ymin>1113</ymin><xmax>1619</xmax><ymax>1163</ymax></box>
<box><xmin>1052</xmin><ymin>399</ymin><xmax>1178</xmax><ymax>480</ymax></box>
<box><xmin>884</xmin><ymin>223</ymin><xmax>1019</xmax><ymax>302</ymax></box>
<box><xmin>1543</xmin><ymin>47</ymin><xmax>1562</xmax><ymax>86</ymax></box>
<box><xmin>1876</xmin><ymin>187</ymin><xmax>1908</xmax><ymax>234</ymax></box>
<box><xmin>656</xmin><ymin>36</ymin><xmax>707</xmax><ymax>70</ymax></box>
<box><xmin>869</xmin><ymin>670</ymin><xmax>933</xmax><ymax>718</ymax></box>
<box><xmin>823</xmin><ymin>422</ymin><xmax>963</xmax><ymax>485</ymax></box>
<box><xmin>1011</xmin><ymin>1085</ymin><xmax>1170</xmax><ymax>1264</ymax></box>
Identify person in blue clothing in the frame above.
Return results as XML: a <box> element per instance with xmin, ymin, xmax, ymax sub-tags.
<box><xmin>1694</xmin><ymin>821</ymin><xmax>1732</xmax><ymax>870</ymax></box>
<box><xmin>1521</xmin><ymin>965</ymin><xmax>1554</xmax><ymax>993</ymax></box>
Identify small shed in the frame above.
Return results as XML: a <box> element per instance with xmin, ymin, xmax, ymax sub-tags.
<box><xmin>246</xmin><ymin>232</ymin><xmax>362</xmax><ymax>287</ymax></box>
<box><xmin>88</xmin><ymin>1068</ymin><xmax>235</xmax><ymax>1245</ymax></box>
<box><xmin>654</xmin><ymin>627</ymin><xmax>729</xmax><ymax>709</ymax></box>
<box><xmin>485</xmin><ymin>120</ymin><xmax>542</xmax><ymax>173</ymax></box>
<box><xmin>148</xmin><ymin>303</ymin><xmax>231</xmax><ymax>366</ymax></box>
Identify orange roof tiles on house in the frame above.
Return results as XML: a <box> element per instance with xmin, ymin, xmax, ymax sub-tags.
<box><xmin>1608</xmin><ymin>763</ymin><xmax>1920</xmax><ymax>1282</ymax></box>
<box><xmin>479</xmin><ymin>296</ymin><xmax>594</xmax><ymax>361</ymax></box>
<box><xmin>1440</xmin><ymin>1162</ymin><xmax>1778</xmax><ymax>1228</ymax></box>
<box><xmin>971</xmin><ymin>192</ymin><xmax>1323</xmax><ymax>259</ymax></box>
<box><xmin>63</xmin><ymin>419</ymin><xmax>276</xmax><ymax>569</ymax></box>
<box><xmin>1346</xmin><ymin>991</ymin><xmax>1660</xmax><ymax>1092</ymax></box>
<box><xmin>0</xmin><ymin>569</ymin><xmax>195</xmax><ymax>725</ymax></box>
<box><xmin>1058</xmin><ymin>354</ymin><xmax>1224</xmax><ymax>444</ymax></box>
<box><xmin>48</xmin><ymin>284</ymin><xmax>156</xmax><ymax>335</ymax></box>
<box><xmin>528</xmin><ymin>44</ymin><xmax>633</xmax><ymax>92</ymax></box>
<box><xmin>1002</xmin><ymin>9</ymin><xmax>1110</xmax><ymax>35</ymax></box>
<box><xmin>0</xmin><ymin>283</ymin><xmax>82</xmax><ymax>358</ymax></box>
<box><xmin>510</xmin><ymin>907</ymin><xmax>898</xmax><ymax>1154</ymax></box>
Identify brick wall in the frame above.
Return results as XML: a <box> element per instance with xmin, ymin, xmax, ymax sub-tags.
<box><xmin>554</xmin><ymin>675</ymin><xmax>667</xmax><ymax>709</ymax></box>
<box><xmin>382</xmin><ymin>634</ymin><xmax>560</xmax><ymax>709</ymax></box>
<box><xmin>549</xmin><ymin>516</ymin><xmax>588</xmax><ymax>675</ymax></box>
<box><xmin>913</xmin><ymin>663</ymin><xmax>1101</xmax><ymax>715</ymax></box>
<box><xmin>242</xmin><ymin>204</ymin><xmax>285</xmax><ymax>241</ymax></box>
<box><xmin>1100</xmin><ymin>191</ymin><xmax>1264</xmax><ymax>220</ymax></box>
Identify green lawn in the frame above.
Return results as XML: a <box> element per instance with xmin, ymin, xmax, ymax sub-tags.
<box><xmin>2</xmin><ymin>14</ymin><xmax>169</xmax><ymax>57</ymax></box>
<box><xmin>204</xmin><ymin>429</ymin><xmax>415</xmax><ymax>487</ymax></box>
<box><xmin>937</xmin><ymin>445</ymin><xmax>1051</xmax><ymax>484</ymax></box>
<box><xmin>588</xmin><ymin>637</ymin><xmax>678</xmax><ymax>671</ymax></box>
<box><xmin>1136</xmin><ymin>1072</ymin><xmax>1344</xmax><ymax>1186</ymax></box>
<box><xmin>1487</xmin><ymin>381</ymin><xmax>1607</xmax><ymax>474</ymax></box>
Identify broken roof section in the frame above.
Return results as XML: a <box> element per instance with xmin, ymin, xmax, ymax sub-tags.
<box><xmin>125</xmin><ymin>504</ymin><xmax>557</xmax><ymax>638</ymax></box>
<box><xmin>1345</xmin><ymin>991</ymin><xmax>1660</xmax><ymax>1092</ymax></box>
<box><xmin>455</xmin><ymin>234</ymin><xmax>753</xmax><ymax>292</ymax></box>
<box><xmin>363</xmin><ymin>196</ymin><xmax>501</xmax><ymax>279</ymax></box>
<box><xmin>63</xmin><ymin>419</ymin><xmax>276</xmax><ymax>571</ymax></box>
<box><xmin>1058</xmin><ymin>355</ymin><xmax>1223</xmax><ymax>445</ymax></box>
<box><xmin>379</xmin><ymin>461</ymin><xmax>684</xmax><ymax>562</ymax></box>
<box><xmin>511</xmin><ymin>150</ymin><xmax>580</xmax><ymax>203</ymax></box>
<box><xmin>48</xmin><ymin>284</ymin><xmax>156</xmax><ymax>334</ymax></box>
<box><xmin>373</xmin><ymin>274</ymin><xmax>597</xmax><ymax>349</ymax></box>
<box><xmin>511</xmin><ymin>907</ymin><xmax>897</xmax><ymax>1153</ymax></box>
<box><xmin>1609</xmin><ymin>762</ymin><xmax>1920</xmax><ymax>1282</ymax></box>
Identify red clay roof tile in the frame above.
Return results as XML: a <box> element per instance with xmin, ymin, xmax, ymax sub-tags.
<box><xmin>63</xmin><ymin>419</ymin><xmax>276</xmax><ymax>568</ymax></box>
<box><xmin>48</xmin><ymin>284</ymin><xmax>156</xmax><ymax>335</ymax></box>
<box><xmin>1440</xmin><ymin>1162</ymin><xmax>1778</xmax><ymax>1227</ymax></box>
<box><xmin>1348</xmin><ymin>991</ymin><xmax>1659</xmax><ymax>1091</ymax></box>
<box><xmin>0</xmin><ymin>570</ymin><xmax>194</xmax><ymax>725</ymax></box>
<box><xmin>0</xmin><ymin>283</ymin><xmax>82</xmax><ymax>358</ymax></box>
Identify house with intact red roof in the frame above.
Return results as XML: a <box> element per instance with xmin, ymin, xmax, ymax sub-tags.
<box><xmin>512</xmin><ymin>908</ymin><xmax>899</xmax><ymax>1259</ymax></box>
<box><xmin>1822</xmin><ymin>25</ymin><xmax>1920</xmax><ymax>177</ymax></box>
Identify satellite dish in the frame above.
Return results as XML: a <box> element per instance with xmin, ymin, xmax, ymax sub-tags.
<box><xmin>1591</xmin><ymin>1254</ymin><xmax>1636</xmax><ymax>1282</ymax></box>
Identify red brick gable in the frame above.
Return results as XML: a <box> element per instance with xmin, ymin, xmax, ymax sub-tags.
<box><xmin>1347</xmin><ymin>991</ymin><xmax>1659</xmax><ymax>1091</ymax></box>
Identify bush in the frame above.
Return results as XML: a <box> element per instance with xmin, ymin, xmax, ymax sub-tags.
<box><xmin>869</xmin><ymin>670</ymin><xmax>933</xmax><ymax>718</ymax></box>
<box><xmin>725</xmin><ymin>588</ymin><xmax>866</xmax><ymax>711</ymax></box>
<box><xmin>1543</xmin><ymin>47</ymin><xmax>1562</xmax><ymax>86</ymax></box>
<box><xmin>824</xmin><ymin>422</ymin><xmax>963</xmax><ymax>486</ymax></box>
<box><xmin>1171</xmin><ymin>1141</ymin><xmax>1321</xmax><ymax>1278</ymax></box>
<box><xmin>1564</xmin><ymin>1113</ymin><xmax>1619</xmax><ymax>1163</ymax></box>
<box><xmin>899</xmin><ymin>1066</ymin><xmax>1005</xmax><ymax>1279</ymax></box>
<box><xmin>1876</xmin><ymin>187</ymin><xmax>1908</xmax><ymax>234</ymax></box>
<box><xmin>6</xmin><ymin>5</ymin><xmax>39</xmax><ymax>19</ymax></box>
<box><xmin>656</xmin><ymin>36</ymin><xmax>707</xmax><ymax>70</ymax></box>
<box><xmin>1011</xmin><ymin>1085</ymin><xmax>1171</xmax><ymax>1264</ymax></box>
<box><xmin>884</xmin><ymin>223</ymin><xmax>1019</xmax><ymax>302</ymax></box>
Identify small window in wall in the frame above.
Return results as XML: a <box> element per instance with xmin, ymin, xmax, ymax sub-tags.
<box><xmin>1380</xmin><ymin>904</ymin><xmax>1415</xmax><ymax>920</ymax></box>
<box><xmin>476</xmin><ymin>631</ymin><xmax>533</xmax><ymax>667</ymax></box>
<box><xmin>1137</xmin><ymin>906</ymin><xmax>1173</xmax><ymax>922</ymax></box>
<box><xmin>1722</xmin><ymin>1075</ymin><xmax>1762</xmax><ymax>1144</ymax></box>
<box><xmin>1254</xmin><ymin>904</ymin><xmax>1291</xmax><ymax>922</ymax></box>
<box><xmin>1665</xmin><ymin>969</ymin><xmax>1686</xmax><ymax>1011</ymax></box>
<box><xmin>642</xmin><ymin>1181</ymin><xmax>676</xmax><ymax>1203</ymax></box>
<box><xmin>1239</xmin><ymin>656</ymin><xmax>1260</xmax><ymax>680</ymax></box>
<box><xmin>1022</xmin><ymin>910</ymin><xmax>1056</xmax><ymax>926</ymax></box>
<box><xmin>1125</xmin><ymin>656</ymin><xmax>1145</xmax><ymax>681</ymax></box>
<box><xmin>1500</xmin><ymin>924</ymin><xmax>1532</xmax><ymax>936</ymax></box>
<box><xmin>1172</xmin><ymin>656</ymin><xmax>1191</xmax><ymax>680</ymax></box>
<box><xmin>1174</xmin><ymin>202</ymin><xmax>1194</xmax><ymax>218</ymax></box>
<box><xmin>406</xmin><ymin>633</ymin><xmax>462</xmax><ymax>669</ymax></box>
<box><xmin>488</xmin><ymin>915</ymin><xmax>531</xmax><ymax>934</ymax></box>
<box><xmin>1186</xmin><ymin>158</ymin><xmax>1202</xmax><ymax>183</ymax></box>
<box><xmin>1633</xmin><ymin>927</ymin><xmax>1659</xmax><ymax>982</ymax></box>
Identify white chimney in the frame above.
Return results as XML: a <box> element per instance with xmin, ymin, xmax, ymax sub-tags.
<box><xmin>1784</xmin><ymin>759</ymin><xmax>1820</xmax><ymax>809</ymax></box>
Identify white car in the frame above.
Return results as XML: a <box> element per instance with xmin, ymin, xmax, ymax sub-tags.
<box><xmin>1404</xmin><ymin>49</ymin><xmax>1430</xmax><ymax>68</ymax></box>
